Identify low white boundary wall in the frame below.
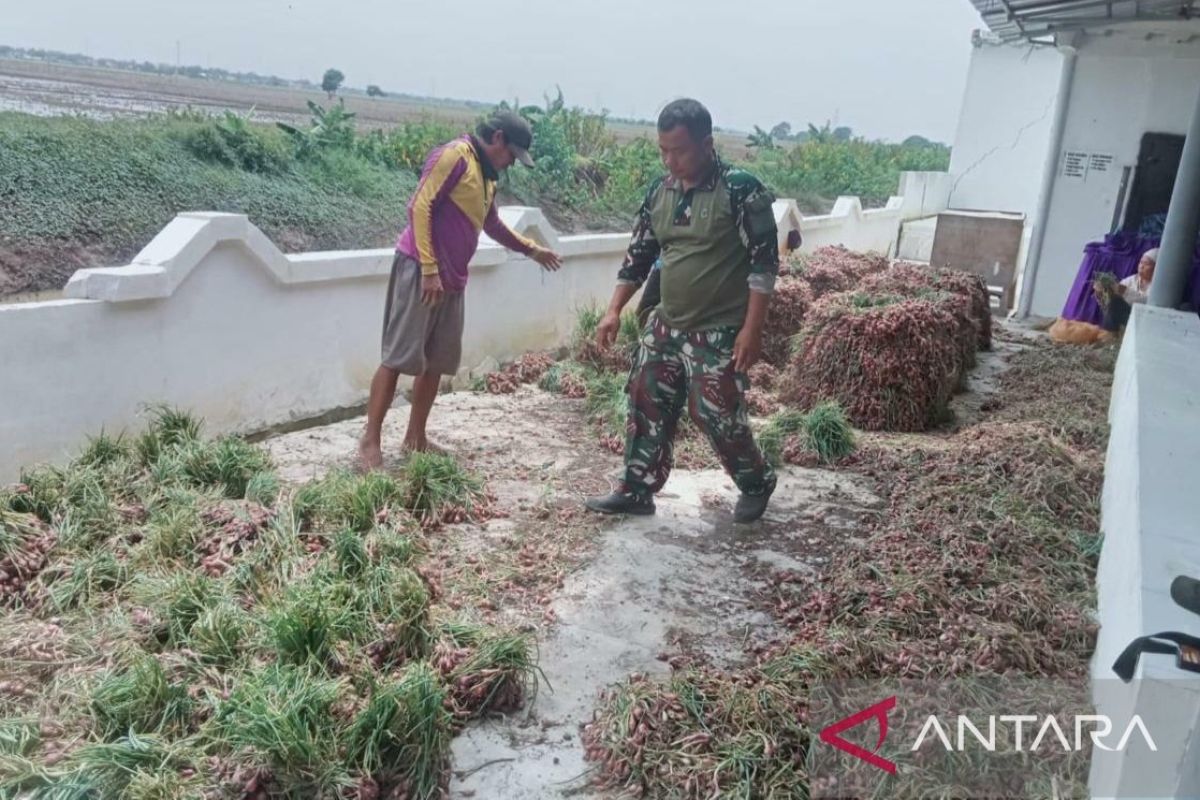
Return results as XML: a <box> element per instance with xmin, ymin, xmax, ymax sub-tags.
<box><xmin>898</xmin><ymin>171</ymin><xmax>954</xmax><ymax>221</ymax></box>
<box><xmin>793</xmin><ymin>196</ymin><xmax>905</xmax><ymax>257</ymax></box>
<box><xmin>0</xmin><ymin>208</ymin><xmax>626</xmax><ymax>480</ymax></box>
<box><xmin>0</xmin><ymin>176</ymin><xmax>945</xmax><ymax>481</ymax></box>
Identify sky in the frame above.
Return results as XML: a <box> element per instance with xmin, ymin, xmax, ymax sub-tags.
<box><xmin>3</xmin><ymin>0</ymin><xmax>986</xmax><ymax>143</ymax></box>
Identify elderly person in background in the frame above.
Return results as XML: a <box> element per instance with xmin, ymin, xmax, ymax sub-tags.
<box><xmin>1053</xmin><ymin>248</ymin><xmax>1159</xmax><ymax>344</ymax></box>
<box><xmin>1098</xmin><ymin>248</ymin><xmax>1158</xmax><ymax>334</ymax></box>
<box><xmin>1117</xmin><ymin>248</ymin><xmax>1157</xmax><ymax>304</ymax></box>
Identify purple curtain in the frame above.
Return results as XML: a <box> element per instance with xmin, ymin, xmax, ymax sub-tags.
<box><xmin>1060</xmin><ymin>232</ymin><xmax>1200</xmax><ymax>324</ymax></box>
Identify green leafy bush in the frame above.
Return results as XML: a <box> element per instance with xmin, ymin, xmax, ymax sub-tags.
<box><xmin>186</xmin><ymin>110</ymin><xmax>290</xmax><ymax>174</ymax></box>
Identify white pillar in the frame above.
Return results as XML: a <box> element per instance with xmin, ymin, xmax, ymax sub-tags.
<box><xmin>1016</xmin><ymin>36</ymin><xmax>1078</xmax><ymax>318</ymax></box>
<box><xmin>1148</xmin><ymin>85</ymin><xmax>1200</xmax><ymax>309</ymax></box>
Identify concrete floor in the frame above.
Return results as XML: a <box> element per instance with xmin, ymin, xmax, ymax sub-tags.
<box><xmin>263</xmin><ymin>388</ymin><xmax>885</xmax><ymax>799</ymax></box>
<box><xmin>448</xmin><ymin>467</ymin><xmax>881</xmax><ymax>799</ymax></box>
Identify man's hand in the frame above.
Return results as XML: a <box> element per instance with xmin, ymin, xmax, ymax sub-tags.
<box><xmin>733</xmin><ymin>325</ymin><xmax>762</xmax><ymax>372</ymax></box>
<box><xmin>596</xmin><ymin>311</ymin><xmax>621</xmax><ymax>350</ymax></box>
<box><xmin>735</xmin><ymin>289</ymin><xmax>770</xmax><ymax>372</ymax></box>
<box><xmin>421</xmin><ymin>274</ymin><xmax>444</xmax><ymax>306</ymax></box>
<box><xmin>530</xmin><ymin>247</ymin><xmax>563</xmax><ymax>271</ymax></box>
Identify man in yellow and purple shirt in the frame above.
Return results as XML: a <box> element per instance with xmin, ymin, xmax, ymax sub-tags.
<box><xmin>359</xmin><ymin>111</ymin><xmax>562</xmax><ymax>470</ymax></box>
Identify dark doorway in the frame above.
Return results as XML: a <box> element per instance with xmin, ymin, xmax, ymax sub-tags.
<box><xmin>1122</xmin><ymin>132</ymin><xmax>1186</xmax><ymax>233</ymax></box>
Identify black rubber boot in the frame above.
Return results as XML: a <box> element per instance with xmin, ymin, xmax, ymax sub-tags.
<box><xmin>584</xmin><ymin>491</ymin><xmax>656</xmax><ymax>516</ymax></box>
<box><xmin>733</xmin><ymin>480</ymin><xmax>776</xmax><ymax>524</ymax></box>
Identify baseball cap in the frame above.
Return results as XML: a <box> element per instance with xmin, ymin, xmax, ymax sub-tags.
<box><xmin>485</xmin><ymin>110</ymin><xmax>535</xmax><ymax>168</ymax></box>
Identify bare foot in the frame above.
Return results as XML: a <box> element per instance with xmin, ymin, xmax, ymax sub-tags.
<box><xmin>401</xmin><ymin>438</ymin><xmax>450</xmax><ymax>456</ymax></box>
<box><xmin>358</xmin><ymin>437</ymin><xmax>385</xmax><ymax>472</ymax></box>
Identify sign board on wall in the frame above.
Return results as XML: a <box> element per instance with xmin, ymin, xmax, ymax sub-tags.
<box><xmin>1064</xmin><ymin>151</ymin><xmax>1089</xmax><ymax>180</ymax></box>
<box><xmin>1061</xmin><ymin>150</ymin><xmax>1116</xmax><ymax>182</ymax></box>
<box><xmin>1090</xmin><ymin>153</ymin><xmax>1114</xmax><ymax>175</ymax></box>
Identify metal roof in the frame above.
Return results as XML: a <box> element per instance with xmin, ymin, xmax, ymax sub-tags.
<box><xmin>969</xmin><ymin>0</ymin><xmax>1200</xmax><ymax>42</ymax></box>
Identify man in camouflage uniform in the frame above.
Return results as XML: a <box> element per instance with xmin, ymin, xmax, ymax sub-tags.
<box><xmin>586</xmin><ymin>98</ymin><xmax>780</xmax><ymax>523</ymax></box>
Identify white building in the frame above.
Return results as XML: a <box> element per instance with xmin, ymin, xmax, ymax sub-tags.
<box><xmin>951</xmin><ymin>3</ymin><xmax>1200</xmax><ymax>318</ymax></box>
<box><xmin>952</xmin><ymin>3</ymin><xmax>1200</xmax><ymax>798</ymax></box>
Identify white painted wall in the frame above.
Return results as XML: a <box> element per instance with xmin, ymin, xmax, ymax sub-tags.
<box><xmin>899</xmin><ymin>172</ymin><xmax>954</xmax><ymax>221</ymax></box>
<box><xmin>897</xmin><ymin>217</ymin><xmax>938</xmax><ymax>263</ymax></box>
<box><xmin>0</xmin><ymin>188</ymin><xmax>950</xmax><ymax>481</ymax></box>
<box><xmin>0</xmin><ymin>210</ymin><xmax>628</xmax><ymax>481</ymax></box>
<box><xmin>948</xmin><ymin>40</ymin><xmax>1063</xmax><ymax>217</ymax></box>
<box><xmin>1089</xmin><ymin>305</ymin><xmax>1200</xmax><ymax>798</ymax></box>
<box><xmin>0</xmin><ymin>181</ymin><xmax>940</xmax><ymax>480</ymax></box>
<box><xmin>793</xmin><ymin>196</ymin><xmax>906</xmax><ymax>258</ymax></box>
<box><xmin>1029</xmin><ymin>33</ymin><xmax>1200</xmax><ymax>317</ymax></box>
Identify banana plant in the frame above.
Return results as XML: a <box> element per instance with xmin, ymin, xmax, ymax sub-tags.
<box><xmin>277</xmin><ymin>99</ymin><xmax>357</xmax><ymax>157</ymax></box>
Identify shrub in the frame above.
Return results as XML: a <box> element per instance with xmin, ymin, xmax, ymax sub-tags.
<box><xmin>753</xmin><ymin>134</ymin><xmax>950</xmax><ymax>207</ymax></box>
<box><xmin>354</xmin><ymin>119</ymin><xmax>458</xmax><ymax>171</ymax></box>
<box><xmin>185</xmin><ymin>111</ymin><xmax>290</xmax><ymax>174</ymax></box>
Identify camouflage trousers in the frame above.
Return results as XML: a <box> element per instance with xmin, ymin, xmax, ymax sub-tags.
<box><xmin>621</xmin><ymin>314</ymin><xmax>776</xmax><ymax>498</ymax></box>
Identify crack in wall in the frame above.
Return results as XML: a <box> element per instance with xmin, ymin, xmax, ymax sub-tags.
<box><xmin>949</xmin><ymin>93</ymin><xmax>1058</xmax><ymax>207</ymax></box>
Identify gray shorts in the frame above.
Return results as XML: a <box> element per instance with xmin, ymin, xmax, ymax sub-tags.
<box><xmin>381</xmin><ymin>254</ymin><xmax>464</xmax><ymax>376</ymax></box>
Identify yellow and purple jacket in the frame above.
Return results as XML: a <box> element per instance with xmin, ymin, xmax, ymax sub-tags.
<box><xmin>396</xmin><ymin>135</ymin><xmax>538</xmax><ymax>292</ymax></box>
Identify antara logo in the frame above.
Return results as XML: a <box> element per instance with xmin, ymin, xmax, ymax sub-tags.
<box><xmin>819</xmin><ymin>697</ymin><xmax>1158</xmax><ymax>774</ymax></box>
<box><xmin>819</xmin><ymin>696</ymin><xmax>898</xmax><ymax>774</ymax></box>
